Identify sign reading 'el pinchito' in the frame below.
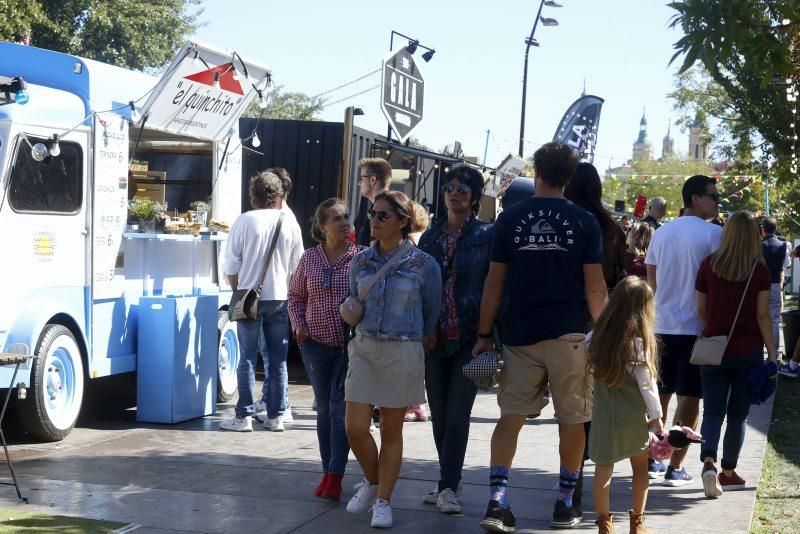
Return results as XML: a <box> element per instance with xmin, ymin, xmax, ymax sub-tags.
<box><xmin>381</xmin><ymin>47</ymin><xmax>425</xmax><ymax>144</ymax></box>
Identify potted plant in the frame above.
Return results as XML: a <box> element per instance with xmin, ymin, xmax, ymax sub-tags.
<box><xmin>129</xmin><ymin>197</ymin><xmax>166</xmax><ymax>233</ymax></box>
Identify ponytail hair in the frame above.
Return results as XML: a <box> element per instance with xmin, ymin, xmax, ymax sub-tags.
<box><xmin>310</xmin><ymin>198</ymin><xmax>347</xmax><ymax>243</ymax></box>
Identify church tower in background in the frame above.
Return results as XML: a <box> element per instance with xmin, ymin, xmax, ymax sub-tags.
<box><xmin>688</xmin><ymin>111</ymin><xmax>708</xmax><ymax>160</ymax></box>
<box><xmin>632</xmin><ymin>109</ymin><xmax>653</xmax><ymax>161</ymax></box>
<box><xmin>661</xmin><ymin>123</ymin><xmax>675</xmax><ymax>160</ymax></box>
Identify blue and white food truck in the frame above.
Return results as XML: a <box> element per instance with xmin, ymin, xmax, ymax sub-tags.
<box><xmin>0</xmin><ymin>40</ymin><xmax>271</xmax><ymax>440</ymax></box>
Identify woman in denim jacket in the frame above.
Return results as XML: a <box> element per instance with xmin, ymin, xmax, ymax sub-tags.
<box><xmin>417</xmin><ymin>166</ymin><xmax>493</xmax><ymax>514</ymax></box>
<box><xmin>344</xmin><ymin>191</ymin><xmax>441</xmax><ymax>528</ymax></box>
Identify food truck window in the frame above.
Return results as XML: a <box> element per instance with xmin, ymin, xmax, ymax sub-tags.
<box><xmin>8</xmin><ymin>136</ymin><xmax>83</xmax><ymax>214</ymax></box>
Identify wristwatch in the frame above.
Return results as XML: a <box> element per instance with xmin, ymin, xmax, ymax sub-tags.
<box><xmin>478</xmin><ymin>332</ymin><xmax>492</xmax><ymax>339</ymax></box>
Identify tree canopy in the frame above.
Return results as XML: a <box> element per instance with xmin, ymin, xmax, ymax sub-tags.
<box><xmin>0</xmin><ymin>0</ymin><xmax>203</xmax><ymax>70</ymax></box>
<box><xmin>242</xmin><ymin>86</ymin><xmax>325</xmax><ymax>121</ymax></box>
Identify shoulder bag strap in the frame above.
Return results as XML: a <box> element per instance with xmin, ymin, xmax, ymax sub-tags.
<box><xmin>356</xmin><ymin>240</ymin><xmax>414</xmax><ymax>302</ymax></box>
<box><xmin>256</xmin><ymin>212</ymin><xmax>285</xmax><ymax>293</ymax></box>
<box><xmin>727</xmin><ymin>262</ymin><xmax>758</xmax><ymax>339</ymax></box>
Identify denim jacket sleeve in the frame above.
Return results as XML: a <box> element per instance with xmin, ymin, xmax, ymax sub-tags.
<box><xmin>421</xmin><ymin>253</ymin><xmax>442</xmax><ymax>336</ymax></box>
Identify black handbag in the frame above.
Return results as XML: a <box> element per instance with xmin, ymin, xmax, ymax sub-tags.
<box><xmin>228</xmin><ymin>213</ymin><xmax>284</xmax><ymax>321</ymax></box>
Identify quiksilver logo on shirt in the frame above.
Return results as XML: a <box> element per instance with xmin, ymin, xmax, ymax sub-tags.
<box><xmin>513</xmin><ymin>209</ymin><xmax>573</xmax><ymax>252</ymax></box>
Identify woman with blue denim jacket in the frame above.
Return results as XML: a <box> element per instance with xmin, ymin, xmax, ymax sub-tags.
<box><xmin>344</xmin><ymin>190</ymin><xmax>442</xmax><ymax>528</ymax></box>
<box><xmin>417</xmin><ymin>165</ymin><xmax>493</xmax><ymax>514</ymax></box>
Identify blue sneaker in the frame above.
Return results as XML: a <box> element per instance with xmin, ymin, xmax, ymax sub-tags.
<box><xmin>663</xmin><ymin>465</ymin><xmax>693</xmax><ymax>487</ymax></box>
<box><xmin>778</xmin><ymin>363</ymin><xmax>799</xmax><ymax>378</ymax></box>
<box><xmin>648</xmin><ymin>458</ymin><xmax>667</xmax><ymax>479</ymax></box>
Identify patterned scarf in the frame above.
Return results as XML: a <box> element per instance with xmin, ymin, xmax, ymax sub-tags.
<box><xmin>433</xmin><ymin>216</ymin><xmax>473</xmax><ymax>358</ymax></box>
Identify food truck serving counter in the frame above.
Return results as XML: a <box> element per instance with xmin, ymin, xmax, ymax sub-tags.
<box><xmin>0</xmin><ymin>40</ymin><xmax>270</xmax><ymax>441</ymax></box>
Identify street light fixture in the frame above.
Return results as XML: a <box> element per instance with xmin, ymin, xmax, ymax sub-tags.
<box><xmin>421</xmin><ymin>49</ymin><xmax>436</xmax><ymax>62</ymax></box>
<box><xmin>387</xmin><ymin>30</ymin><xmax>436</xmax><ymax>143</ymax></box>
<box><xmin>518</xmin><ymin>0</ymin><xmax>563</xmax><ymax>158</ymax></box>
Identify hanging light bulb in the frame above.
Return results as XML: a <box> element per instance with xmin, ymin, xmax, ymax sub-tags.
<box><xmin>49</xmin><ymin>134</ymin><xmax>60</xmax><ymax>157</ymax></box>
<box><xmin>31</xmin><ymin>142</ymin><xmax>48</xmax><ymax>162</ymax></box>
<box><xmin>252</xmin><ymin>131</ymin><xmax>261</xmax><ymax>148</ymax></box>
<box><xmin>192</xmin><ymin>49</ymin><xmax>201</xmax><ymax>66</ymax></box>
<box><xmin>129</xmin><ymin>101</ymin><xmax>142</xmax><ymax>124</ymax></box>
<box><xmin>257</xmin><ymin>91</ymin><xmax>268</xmax><ymax>109</ymax></box>
<box><xmin>213</xmin><ymin>72</ymin><xmax>221</xmax><ymax>90</ymax></box>
<box><xmin>232</xmin><ymin>65</ymin><xmax>244</xmax><ymax>81</ymax></box>
<box><xmin>266</xmin><ymin>75</ymin><xmax>274</xmax><ymax>90</ymax></box>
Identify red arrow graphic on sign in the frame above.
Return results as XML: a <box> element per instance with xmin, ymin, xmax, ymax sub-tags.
<box><xmin>183</xmin><ymin>62</ymin><xmax>244</xmax><ymax>95</ymax></box>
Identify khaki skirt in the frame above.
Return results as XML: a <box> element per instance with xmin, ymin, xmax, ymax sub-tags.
<box><xmin>344</xmin><ymin>334</ymin><xmax>426</xmax><ymax>408</ymax></box>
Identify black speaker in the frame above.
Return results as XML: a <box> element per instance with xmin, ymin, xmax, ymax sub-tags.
<box><xmin>614</xmin><ymin>200</ymin><xmax>625</xmax><ymax>212</ymax></box>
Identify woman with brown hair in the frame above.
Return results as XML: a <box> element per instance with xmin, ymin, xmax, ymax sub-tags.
<box><xmin>344</xmin><ymin>191</ymin><xmax>441</xmax><ymax>528</ymax></box>
<box><xmin>625</xmin><ymin>222</ymin><xmax>654</xmax><ymax>279</ymax></box>
<box><xmin>288</xmin><ymin>198</ymin><xmax>362</xmax><ymax>502</ymax></box>
<box><xmin>695</xmin><ymin>210</ymin><xmax>776</xmax><ymax>498</ymax></box>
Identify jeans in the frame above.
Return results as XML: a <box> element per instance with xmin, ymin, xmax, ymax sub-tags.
<box><xmin>769</xmin><ymin>283</ymin><xmax>782</xmax><ymax>353</ymax></box>
<box><xmin>425</xmin><ymin>338</ymin><xmax>478</xmax><ymax>492</ymax></box>
<box><xmin>301</xmin><ymin>339</ymin><xmax>349</xmax><ymax>476</ymax></box>
<box><xmin>236</xmin><ymin>300</ymin><xmax>289</xmax><ymax>419</ymax></box>
<box><xmin>699</xmin><ymin>349</ymin><xmax>763</xmax><ymax>470</ymax></box>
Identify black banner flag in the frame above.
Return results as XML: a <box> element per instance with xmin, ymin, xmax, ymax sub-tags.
<box><xmin>552</xmin><ymin>95</ymin><xmax>604</xmax><ymax>163</ymax></box>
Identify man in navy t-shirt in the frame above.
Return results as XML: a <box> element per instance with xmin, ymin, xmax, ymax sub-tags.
<box><xmin>473</xmin><ymin>142</ymin><xmax>607</xmax><ymax>532</ymax></box>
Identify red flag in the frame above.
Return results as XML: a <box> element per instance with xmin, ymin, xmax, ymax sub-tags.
<box><xmin>634</xmin><ymin>195</ymin><xmax>647</xmax><ymax>218</ymax></box>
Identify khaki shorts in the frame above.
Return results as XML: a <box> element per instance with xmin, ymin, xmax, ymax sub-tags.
<box><xmin>498</xmin><ymin>334</ymin><xmax>593</xmax><ymax>424</ymax></box>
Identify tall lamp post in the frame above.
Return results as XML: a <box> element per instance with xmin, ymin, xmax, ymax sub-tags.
<box><xmin>518</xmin><ymin>0</ymin><xmax>562</xmax><ymax>158</ymax></box>
<box><xmin>387</xmin><ymin>30</ymin><xmax>435</xmax><ymax>144</ymax></box>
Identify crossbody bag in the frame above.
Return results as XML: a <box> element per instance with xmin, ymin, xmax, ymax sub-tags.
<box><xmin>339</xmin><ymin>240</ymin><xmax>413</xmax><ymax>326</ymax></box>
<box><xmin>690</xmin><ymin>262</ymin><xmax>757</xmax><ymax>366</ymax></box>
<box><xmin>228</xmin><ymin>212</ymin><xmax>284</xmax><ymax>321</ymax></box>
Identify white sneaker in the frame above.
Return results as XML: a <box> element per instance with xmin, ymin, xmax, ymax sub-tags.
<box><xmin>262</xmin><ymin>415</ymin><xmax>285</xmax><ymax>432</ymax></box>
<box><xmin>436</xmin><ymin>488</ymin><xmax>462</xmax><ymax>514</ymax></box>
<box><xmin>347</xmin><ymin>478</ymin><xmax>379</xmax><ymax>514</ymax></box>
<box><xmin>219</xmin><ymin>416</ymin><xmax>253</xmax><ymax>432</ymax></box>
<box><xmin>422</xmin><ymin>481</ymin><xmax>463</xmax><ymax>504</ymax></box>
<box><xmin>251</xmin><ymin>399</ymin><xmax>267</xmax><ymax>414</ymax></box>
<box><xmin>283</xmin><ymin>406</ymin><xmax>294</xmax><ymax>425</ymax></box>
<box><xmin>370</xmin><ymin>499</ymin><xmax>393</xmax><ymax>528</ymax></box>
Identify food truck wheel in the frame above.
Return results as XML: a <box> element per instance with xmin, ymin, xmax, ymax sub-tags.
<box><xmin>17</xmin><ymin>324</ymin><xmax>85</xmax><ymax>441</ymax></box>
<box><xmin>217</xmin><ymin>312</ymin><xmax>240</xmax><ymax>403</ymax></box>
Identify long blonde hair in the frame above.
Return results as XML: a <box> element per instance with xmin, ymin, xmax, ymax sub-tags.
<box><xmin>586</xmin><ymin>276</ymin><xmax>659</xmax><ymax>387</ymax></box>
<box><xmin>626</xmin><ymin>222</ymin><xmax>654</xmax><ymax>258</ymax></box>
<box><xmin>711</xmin><ymin>211</ymin><xmax>763</xmax><ymax>281</ymax></box>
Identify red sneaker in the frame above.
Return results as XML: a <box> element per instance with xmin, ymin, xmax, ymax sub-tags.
<box><xmin>315</xmin><ymin>473</ymin><xmax>330</xmax><ymax>497</ymax></box>
<box><xmin>718</xmin><ymin>471</ymin><xmax>746</xmax><ymax>489</ymax></box>
<box><xmin>321</xmin><ymin>474</ymin><xmax>343</xmax><ymax>501</ymax></box>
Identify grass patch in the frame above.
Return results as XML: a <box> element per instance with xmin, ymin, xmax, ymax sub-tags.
<box><xmin>0</xmin><ymin>508</ymin><xmax>126</xmax><ymax>533</ymax></box>
<box><xmin>750</xmin><ymin>374</ymin><xmax>800</xmax><ymax>533</ymax></box>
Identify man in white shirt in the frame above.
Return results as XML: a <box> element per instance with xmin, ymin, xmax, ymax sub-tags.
<box><xmin>645</xmin><ymin>175</ymin><xmax>722</xmax><ymax>486</ymax></box>
<box><xmin>221</xmin><ymin>171</ymin><xmax>304</xmax><ymax>432</ymax></box>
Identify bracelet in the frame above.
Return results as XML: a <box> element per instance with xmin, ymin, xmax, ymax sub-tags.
<box><xmin>478</xmin><ymin>332</ymin><xmax>492</xmax><ymax>339</ymax></box>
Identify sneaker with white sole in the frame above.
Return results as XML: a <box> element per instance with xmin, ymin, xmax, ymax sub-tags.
<box><xmin>437</xmin><ymin>488</ymin><xmax>462</xmax><ymax>514</ymax></box>
<box><xmin>778</xmin><ymin>362</ymin><xmax>799</xmax><ymax>378</ymax></box>
<box><xmin>219</xmin><ymin>416</ymin><xmax>253</xmax><ymax>432</ymax></box>
<box><xmin>261</xmin><ymin>414</ymin><xmax>285</xmax><ymax>432</ymax></box>
<box><xmin>251</xmin><ymin>399</ymin><xmax>267</xmax><ymax>414</ymax></box>
<box><xmin>347</xmin><ymin>478</ymin><xmax>379</xmax><ymax>514</ymax></box>
<box><xmin>370</xmin><ymin>499</ymin><xmax>393</xmax><ymax>528</ymax></box>
<box><xmin>283</xmin><ymin>407</ymin><xmax>294</xmax><ymax>425</ymax></box>
<box><xmin>422</xmin><ymin>481</ymin><xmax>464</xmax><ymax>504</ymax></box>
<box><xmin>663</xmin><ymin>465</ymin><xmax>694</xmax><ymax>487</ymax></box>
<box><xmin>702</xmin><ymin>463</ymin><xmax>723</xmax><ymax>499</ymax></box>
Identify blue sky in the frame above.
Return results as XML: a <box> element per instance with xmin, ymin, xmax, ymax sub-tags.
<box><xmin>193</xmin><ymin>0</ymin><xmax>687</xmax><ymax>171</ymax></box>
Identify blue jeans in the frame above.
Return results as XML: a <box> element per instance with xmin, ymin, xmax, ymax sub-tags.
<box><xmin>699</xmin><ymin>349</ymin><xmax>763</xmax><ymax>470</ymax></box>
<box><xmin>301</xmin><ymin>339</ymin><xmax>349</xmax><ymax>476</ymax></box>
<box><xmin>236</xmin><ymin>300</ymin><xmax>289</xmax><ymax>419</ymax></box>
<box><xmin>425</xmin><ymin>338</ymin><xmax>478</xmax><ymax>492</ymax></box>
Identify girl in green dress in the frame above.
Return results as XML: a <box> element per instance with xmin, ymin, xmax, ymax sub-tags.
<box><xmin>586</xmin><ymin>277</ymin><xmax>664</xmax><ymax>534</ymax></box>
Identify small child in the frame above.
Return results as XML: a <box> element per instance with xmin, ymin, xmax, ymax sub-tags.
<box><xmin>586</xmin><ymin>276</ymin><xmax>664</xmax><ymax>534</ymax></box>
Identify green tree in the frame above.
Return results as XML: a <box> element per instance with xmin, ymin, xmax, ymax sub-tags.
<box><xmin>0</xmin><ymin>1</ymin><xmax>203</xmax><ymax>70</ymax></box>
<box><xmin>243</xmin><ymin>86</ymin><xmax>324</xmax><ymax>120</ymax></box>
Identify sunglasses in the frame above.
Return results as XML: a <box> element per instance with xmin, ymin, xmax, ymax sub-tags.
<box><xmin>441</xmin><ymin>183</ymin><xmax>471</xmax><ymax>195</ymax></box>
<box><xmin>367</xmin><ymin>209</ymin><xmax>393</xmax><ymax>222</ymax></box>
<box><xmin>323</xmin><ymin>268</ymin><xmax>333</xmax><ymax>289</ymax></box>
<box><xmin>699</xmin><ymin>192</ymin><xmax>720</xmax><ymax>202</ymax></box>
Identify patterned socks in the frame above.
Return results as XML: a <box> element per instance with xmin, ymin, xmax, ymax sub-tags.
<box><xmin>558</xmin><ymin>467</ymin><xmax>580</xmax><ymax>507</ymax></box>
<box><xmin>489</xmin><ymin>466</ymin><xmax>510</xmax><ymax>507</ymax></box>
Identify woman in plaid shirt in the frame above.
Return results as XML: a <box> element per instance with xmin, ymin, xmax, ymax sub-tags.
<box><xmin>288</xmin><ymin>198</ymin><xmax>362</xmax><ymax>502</ymax></box>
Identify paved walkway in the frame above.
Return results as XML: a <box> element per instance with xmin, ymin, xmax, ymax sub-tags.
<box><xmin>0</xmin><ymin>379</ymin><xmax>772</xmax><ymax>533</ymax></box>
